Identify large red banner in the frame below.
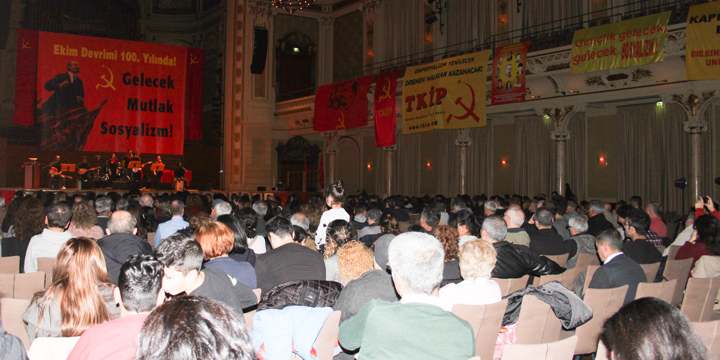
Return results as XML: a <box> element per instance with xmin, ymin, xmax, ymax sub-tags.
<box><xmin>313</xmin><ymin>75</ymin><xmax>374</xmax><ymax>132</ymax></box>
<box><xmin>14</xmin><ymin>31</ymin><xmax>203</xmax><ymax>155</ymax></box>
<box><xmin>373</xmin><ymin>70</ymin><xmax>400</xmax><ymax>147</ymax></box>
<box><xmin>491</xmin><ymin>42</ymin><xmax>530</xmax><ymax>105</ymax></box>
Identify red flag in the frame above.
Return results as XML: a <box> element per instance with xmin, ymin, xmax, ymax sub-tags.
<box><xmin>373</xmin><ymin>69</ymin><xmax>400</xmax><ymax>147</ymax></box>
<box><xmin>185</xmin><ymin>48</ymin><xmax>204</xmax><ymax>140</ymax></box>
<box><xmin>14</xmin><ymin>29</ymin><xmax>38</xmax><ymax>126</ymax></box>
<box><xmin>313</xmin><ymin>75</ymin><xmax>374</xmax><ymax>131</ymax></box>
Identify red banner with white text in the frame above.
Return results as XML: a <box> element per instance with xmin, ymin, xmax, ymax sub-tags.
<box><xmin>373</xmin><ymin>70</ymin><xmax>400</xmax><ymax>147</ymax></box>
<box><xmin>313</xmin><ymin>75</ymin><xmax>374</xmax><ymax>132</ymax></box>
<box><xmin>14</xmin><ymin>30</ymin><xmax>203</xmax><ymax>155</ymax></box>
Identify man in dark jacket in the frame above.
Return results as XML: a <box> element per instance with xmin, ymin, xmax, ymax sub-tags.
<box><xmin>587</xmin><ymin>200</ymin><xmax>615</xmax><ymax>237</ymax></box>
<box><xmin>621</xmin><ymin>208</ymin><xmax>663</xmax><ymax>265</ymax></box>
<box><xmin>481</xmin><ymin>215</ymin><xmax>565</xmax><ymax>279</ymax></box>
<box><xmin>97</xmin><ymin>210</ymin><xmax>153</xmax><ymax>284</ymax></box>
<box><xmin>589</xmin><ymin>229</ymin><xmax>647</xmax><ymax>304</ymax></box>
<box><xmin>529</xmin><ymin>207</ymin><xmax>567</xmax><ymax>255</ymax></box>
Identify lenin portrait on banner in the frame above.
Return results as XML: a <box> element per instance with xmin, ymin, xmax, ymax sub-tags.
<box><xmin>42</xmin><ymin>60</ymin><xmax>85</xmax><ymax>116</ymax></box>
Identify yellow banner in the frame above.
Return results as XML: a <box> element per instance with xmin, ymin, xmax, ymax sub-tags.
<box><xmin>571</xmin><ymin>12</ymin><xmax>670</xmax><ymax>74</ymax></box>
<box><xmin>687</xmin><ymin>1</ymin><xmax>720</xmax><ymax>80</ymax></box>
<box><xmin>402</xmin><ymin>50</ymin><xmax>491</xmax><ymax>134</ymax></box>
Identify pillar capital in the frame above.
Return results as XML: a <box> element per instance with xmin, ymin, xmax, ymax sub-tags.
<box><xmin>454</xmin><ymin>128</ymin><xmax>472</xmax><ymax>147</ymax></box>
<box><xmin>323</xmin><ymin>131</ymin><xmax>340</xmax><ymax>154</ymax></box>
<box><xmin>318</xmin><ymin>16</ymin><xmax>335</xmax><ymax>27</ymax></box>
<box><xmin>670</xmin><ymin>91</ymin><xmax>717</xmax><ymax>134</ymax></box>
<box><xmin>541</xmin><ymin>105</ymin><xmax>584</xmax><ymax>142</ymax></box>
<box><xmin>383</xmin><ymin>144</ymin><xmax>397</xmax><ymax>152</ymax></box>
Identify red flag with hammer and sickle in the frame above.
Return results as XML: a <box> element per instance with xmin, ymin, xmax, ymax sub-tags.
<box><xmin>314</xmin><ymin>75</ymin><xmax>374</xmax><ymax>132</ymax></box>
<box><xmin>373</xmin><ymin>70</ymin><xmax>400</xmax><ymax>147</ymax></box>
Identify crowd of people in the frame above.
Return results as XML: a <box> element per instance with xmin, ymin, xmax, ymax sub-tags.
<box><xmin>0</xmin><ymin>180</ymin><xmax>717</xmax><ymax>359</ymax></box>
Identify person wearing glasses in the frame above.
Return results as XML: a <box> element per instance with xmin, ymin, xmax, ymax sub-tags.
<box><xmin>620</xmin><ymin>208</ymin><xmax>663</xmax><ymax>265</ymax></box>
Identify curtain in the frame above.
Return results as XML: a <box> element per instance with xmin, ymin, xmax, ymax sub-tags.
<box><xmin>616</xmin><ymin>103</ymin><xmax>713</xmax><ymax>217</ymax></box>
<box><xmin>445</xmin><ymin>0</ymin><xmax>496</xmax><ymax>47</ymax></box>
<box><xmin>468</xmin><ymin>123</ymin><xmax>494</xmax><ymax>196</ymax></box>
<box><xmin>566</xmin><ymin>113</ymin><xmax>587</xmax><ymax>201</ymax></box>
<box><xmin>521</xmin><ymin>0</ymin><xmax>583</xmax><ymax>35</ymax></box>
<box><xmin>374</xmin><ymin>0</ymin><xmax>426</xmax><ymax>64</ymax></box>
<box><xmin>514</xmin><ymin>115</ymin><xmax>557</xmax><ymax>197</ymax></box>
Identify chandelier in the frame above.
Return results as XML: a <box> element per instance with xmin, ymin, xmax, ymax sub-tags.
<box><xmin>272</xmin><ymin>0</ymin><xmax>316</xmax><ymax>14</ymax></box>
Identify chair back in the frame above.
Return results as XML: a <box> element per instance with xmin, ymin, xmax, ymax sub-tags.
<box><xmin>663</xmin><ymin>258</ymin><xmax>694</xmax><ymax>306</ymax></box>
<box><xmin>582</xmin><ymin>265</ymin><xmax>601</xmax><ymax>296</ymax></box>
<box><xmin>691</xmin><ymin>255</ymin><xmax>720</xmax><ymax>278</ymax></box>
<box><xmin>314</xmin><ymin>311</ymin><xmax>341</xmax><ymax>360</ymax></box>
<box><xmin>681</xmin><ymin>276</ymin><xmax>720</xmax><ymax>322</ymax></box>
<box><xmin>515</xmin><ymin>295</ymin><xmax>562</xmax><ymax>344</ymax></box>
<box><xmin>147</xmin><ymin>232</ymin><xmax>156</xmax><ymax>248</ymax></box>
<box><xmin>542</xmin><ymin>254</ymin><xmax>569</xmax><ymax>268</ymax></box>
<box><xmin>501</xmin><ymin>335</ymin><xmax>578</xmax><ymax>360</ymax></box>
<box><xmin>667</xmin><ymin>245</ymin><xmax>682</xmax><ymax>260</ymax></box>
<box><xmin>37</xmin><ymin>258</ymin><xmax>57</xmax><ymax>287</ymax></box>
<box><xmin>0</xmin><ymin>273</ymin><xmax>14</xmax><ymax>298</ymax></box>
<box><xmin>692</xmin><ymin>320</ymin><xmax>720</xmax><ymax>359</ymax></box>
<box><xmin>639</xmin><ymin>262</ymin><xmax>660</xmax><ymax>283</ymax></box>
<box><xmin>0</xmin><ymin>256</ymin><xmax>20</xmax><ymax>274</ymax></box>
<box><xmin>536</xmin><ymin>270</ymin><xmax>576</xmax><ymax>290</ymax></box>
<box><xmin>574</xmin><ymin>285</ymin><xmax>628</xmax><ymax>355</ymax></box>
<box><xmin>14</xmin><ymin>272</ymin><xmax>46</xmax><ymax>300</ymax></box>
<box><xmin>493</xmin><ymin>275</ymin><xmax>530</xmax><ymax>297</ymax></box>
<box><xmin>1</xmin><ymin>298</ymin><xmax>31</xmax><ymax>350</ymax></box>
<box><xmin>635</xmin><ymin>279</ymin><xmax>677</xmax><ymax>303</ymax></box>
<box><xmin>452</xmin><ymin>299</ymin><xmax>508</xmax><ymax>360</ymax></box>
<box><xmin>573</xmin><ymin>253</ymin><xmax>599</xmax><ymax>274</ymax></box>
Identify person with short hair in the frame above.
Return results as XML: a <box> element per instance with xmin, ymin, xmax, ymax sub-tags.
<box><xmin>503</xmin><ymin>207</ymin><xmax>530</xmax><ymax>247</ymax></box>
<box><xmin>94</xmin><ymin>197</ymin><xmax>114</xmax><ymax>231</ymax></box>
<box><xmin>154</xmin><ymin>199</ymin><xmax>189</xmax><ymax>248</ymax></box>
<box><xmin>154</xmin><ymin>230</ymin><xmax>256</xmax><ymax>316</ymax></box>
<box><xmin>587</xmin><ymin>200</ymin><xmax>615</xmax><ymax>237</ymax></box>
<box><xmin>565</xmin><ymin>216</ymin><xmax>595</xmax><ymax>269</ymax></box>
<box><xmin>645</xmin><ymin>202</ymin><xmax>667</xmax><ymax>238</ymax></box>
<box><xmin>254</xmin><ymin>216</ymin><xmax>325</xmax><ymax>293</ymax></box>
<box><xmin>357</xmin><ymin>208</ymin><xmax>382</xmax><ymax>242</ymax></box>
<box><xmin>528</xmin><ymin>207</ymin><xmax>566</xmax><ymax>255</ymax></box>
<box><xmin>194</xmin><ymin>221</ymin><xmax>256</xmax><ymax>289</ymax></box>
<box><xmin>339</xmin><ymin>232</ymin><xmax>475</xmax><ymax>360</ymax></box>
<box><xmin>68</xmin><ymin>200</ymin><xmax>104</xmax><ymax>240</ymax></box>
<box><xmin>621</xmin><ymin>208</ymin><xmax>663</xmax><ymax>264</ymax></box>
<box><xmin>24</xmin><ymin>203</ymin><xmax>74</xmax><ymax>273</ymax></box>
<box><xmin>135</xmin><ymin>296</ymin><xmax>256</xmax><ymax>360</ymax></box>
<box><xmin>67</xmin><ymin>255</ymin><xmax>165</xmax><ymax>360</ymax></box>
<box><xmin>589</xmin><ymin>229</ymin><xmax>647</xmax><ymax>304</ymax></box>
<box><xmin>439</xmin><ymin>239</ymin><xmax>502</xmax><ymax>306</ymax></box>
<box><xmin>600</xmin><ymin>297</ymin><xmax>709</xmax><ymax>360</ymax></box>
<box><xmin>211</xmin><ymin>200</ymin><xmax>232</xmax><ymax>220</ymax></box>
<box><xmin>353</xmin><ymin>203</ymin><xmax>369</xmax><ymax>230</ymax></box>
<box><xmin>97</xmin><ymin>210</ymin><xmax>153</xmax><ymax>285</ymax></box>
<box><xmin>420</xmin><ymin>205</ymin><xmax>441</xmax><ymax>233</ymax></box>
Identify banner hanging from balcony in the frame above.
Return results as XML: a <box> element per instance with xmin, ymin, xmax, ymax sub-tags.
<box><xmin>314</xmin><ymin>75</ymin><xmax>374</xmax><ymax>132</ymax></box>
<box><xmin>402</xmin><ymin>50</ymin><xmax>492</xmax><ymax>134</ymax></box>
<box><xmin>686</xmin><ymin>1</ymin><xmax>720</xmax><ymax>80</ymax></box>
<box><xmin>13</xmin><ymin>30</ymin><xmax>204</xmax><ymax>155</ymax></box>
<box><xmin>491</xmin><ymin>41</ymin><xmax>530</xmax><ymax>105</ymax></box>
<box><xmin>374</xmin><ymin>69</ymin><xmax>400</xmax><ymax>147</ymax></box>
<box><xmin>570</xmin><ymin>11</ymin><xmax>670</xmax><ymax>74</ymax></box>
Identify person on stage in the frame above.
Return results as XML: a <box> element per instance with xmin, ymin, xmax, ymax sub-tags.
<box><xmin>153</xmin><ymin>156</ymin><xmax>164</xmax><ymax>189</ymax></box>
<box><xmin>130</xmin><ymin>151</ymin><xmax>143</xmax><ymax>184</ymax></box>
<box><xmin>107</xmin><ymin>154</ymin><xmax>120</xmax><ymax>181</ymax></box>
<box><xmin>77</xmin><ymin>156</ymin><xmax>92</xmax><ymax>182</ymax></box>
<box><xmin>174</xmin><ymin>162</ymin><xmax>187</xmax><ymax>188</ymax></box>
<box><xmin>49</xmin><ymin>155</ymin><xmax>64</xmax><ymax>189</ymax></box>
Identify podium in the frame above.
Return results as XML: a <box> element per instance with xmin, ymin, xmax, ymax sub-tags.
<box><xmin>24</xmin><ymin>159</ymin><xmax>40</xmax><ymax>189</ymax></box>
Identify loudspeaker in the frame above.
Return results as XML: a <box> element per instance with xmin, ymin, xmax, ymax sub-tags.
<box><xmin>250</xmin><ymin>27</ymin><xmax>268</xmax><ymax>74</ymax></box>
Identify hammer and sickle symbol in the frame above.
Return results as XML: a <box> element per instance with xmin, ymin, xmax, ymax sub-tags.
<box><xmin>379</xmin><ymin>78</ymin><xmax>393</xmax><ymax>101</ymax></box>
<box><xmin>95</xmin><ymin>65</ymin><xmax>116</xmax><ymax>91</ymax></box>
<box><xmin>335</xmin><ymin>111</ymin><xmax>346</xmax><ymax>129</ymax></box>
<box><xmin>21</xmin><ymin>40</ymin><xmax>32</xmax><ymax>49</ymax></box>
<box><xmin>190</xmin><ymin>54</ymin><xmax>200</xmax><ymax>65</ymax></box>
<box><xmin>446</xmin><ymin>80</ymin><xmax>480</xmax><ymax>124</ymax></box>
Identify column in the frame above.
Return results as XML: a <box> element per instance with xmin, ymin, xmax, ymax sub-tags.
<box><xmin>223</xmin><ymin>0</ymin><xmax>247</xmax><ymax>190</ymax></box>
<box><xmin>542</xmin><ymin>106</ymin><xmax>583</xmax><ymax>196</ymax></box>
<box><xmin>362</xmin><ymin>0</ymin><xmax>380</xmax><ymax>69</ymax></box>
<box><xmin>317</xmin><ymin>10</ymin><xmax>334</xmax><ymax>86</ymax></box>
<box><xmin>455</xmin><ymin>129</ymin><xmax>472</xmax><ymax>194</ymax></box>
<box><xmin>323</xmin><ymin>131</ymin><xmax>340</xmax><ymax>185</ymax></box>
<box><xmin>383</xmin><ymin>145</ymin><xmax>397</xmax><ymax>195</ymax></box>
<box><xmin>671</xmin><ymin>92</ymin><xmax>716</xmax><ymax>201</ymax></box>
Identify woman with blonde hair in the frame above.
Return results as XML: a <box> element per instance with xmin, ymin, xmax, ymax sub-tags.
<box><xmin>22</xmin><ymin>237</ymin><xmax>120</xmax><ymax>342</ymax></box>
<box><xmin>337</xmin><ymin>240</ymin><xmax>374</xmax><ymax>286</ymax></box>
<box><xmin>324</xmin><ymin>220</ymin><xmax>356</xmax><ymax>282</ymax></box>
<box><xmin>433</xmin><ymin>225</ymin><xmax>462</xmax><ymax>286</ymax></box>
<box><xmin>439</xmin><ymin>239</ymin><xmax>501</xmax><ymax>305</ymax></box>
<box><xmin>194</xmin><ymin>222</ymin><xmax>256</xmax><ymax>289</ymax></box>
<box><xmin>68</xmin><ymin>201</ymin><xmax>104</xmax><ymax>240</ymax></box>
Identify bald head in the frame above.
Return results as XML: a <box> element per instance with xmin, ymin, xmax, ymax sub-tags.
<box><xmin>107</xmin><ymin>210</ymin><xmax>137</xmax><ymax>234</ymax></box>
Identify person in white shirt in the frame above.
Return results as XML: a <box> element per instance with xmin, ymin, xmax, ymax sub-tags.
<box><xmin>315</xmin><ymin>180</ymin><xmax>350</xmax><ymax>250</ymax></box>
<box><xmin>439</xmin><ymin>239</ymin><xmax>502</xmax><ymax>306</ymax></box>
<box><xmin>24</xmin><ymin>203</ymin><xmax>74</xmax><ymax>273</ymax></box>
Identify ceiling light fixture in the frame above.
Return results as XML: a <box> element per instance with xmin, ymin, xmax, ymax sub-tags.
<box><xmin>272</xmin><ymin>0</ymin><xmax>315</xmax><ymax>14</ymax></box>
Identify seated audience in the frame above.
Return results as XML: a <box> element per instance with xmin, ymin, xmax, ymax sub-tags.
<box><xmin>600</xmin><ymin>297</ymin><xmax>708</xmax><ymax>360</ymax></box>
<box><xmin>24</xmin><ymin>203</ymin><xmax>74</xmax><ymax>273</ymax></box>
<box><xmin>217</xmin><ymin>214</ymin><xmax>256</xmax><ymax>265</ymax></box>
<box><xmin>565</xmin><ymin>216</ymin><xmax>596</xmax><ymax>269</ymax></box>
<box><xmin>352</xmin><ymin>203</ymin><xmax>368</xmax><ymax>230</ymax></box>
<box><xmin>676</xmin><ymin>214</ymin><xmax>720</xmax><ymax>272</ymax></box>
<box><xmin>210</xmin><ymin>200</ymin><xmax>231</xmax><ymax>221</ymax></box>
<box><xmin>621</xmin><ymin>208</ymin><xmax>663</xmax><ymax>264</ymax></box>
<box><xmin>2</xmin><ymin>196</ymin><xmax>45</xmax><ymax>272</ymax></box>
<box><xmin>587</xmin><ymin>200</ymin><xmax>615</xmax><ymax>237</ymax></box>
<box><xmin>154</xmin><ymin>230</ymin><xmax>256</xmax><ymax>316</ymax></box>
<box><xmin>666</xmin><ymin>211</ymin><xmax>695</xmax><ymax>256</ymax></box>
<box><xmin>97</xmin><ymin>210</ymin><xmax>154</xmax><ymax>284</ymax></box>
<box><xmin>419</xmin><ymin>205</ymin><xmax>441</xmax><ymax>233</ymax></box>
<box><xmin>339</xmin><ymin>232</ymin><xmax>475</xmax><ymax>359</ymax></box>
<box><xmin>254</xmin><ymin>216</ymin><xmax>325</xmax><ymax>293</ymax></box>
<box><xmin>357</xmin><ymin>208</ymin><xmax>382</xmax><ymax>244</ymax></box>
<box><xmin>94</xmin><ymin>197</ymin><xmax>113</xmax><ymax>232</ymax></box>
<box><xmin>68</xmin><ymin>201</ymin><xmax>104</xmax><ymax>240</ymax></box>
<box><xmin>290</xmin><ymin>212</ymin><xmax>317</xmax><ymax>251</ymax></box>
<box><xmin>67</xmin><ymin>254</ymin><xmax>164</xmax><ymax>360</ymax></box>
<box><xmin>154</xmin><ymin>199</ymin><xmax>189</xmax><ymax>248</ymax></box>
<box><xmin>528</xmin><ymin>207</ymin><xmax>567</xmax><ymax>255</ymax></box>
<box><xmin>337</xmin><ymin>240</ymin><xmax>374</xmax><ymax>286</ymax></box>
<box><xmin>645</xmin><ymin>202</ymin><xmax>667</xmax><ymax>238</ymax></box>
<box><xmin>439</xmin><ymin>239</ymin><xmax>501</xmax><ymax>306</ymax></box>
<box><xmin>136</xmin><ymin>206</ymin><xmax>159</xmax><ymax>241</ymax></box>
<box><xmin>194</xmin><ymin>221</ymin><xmax>256</xmax><ymax>289</ymax></box>
<box><xmin>432</xmin><ymin>225</ymin><xmax>462</xmax><ymax>286</ymax></box>
<box><xmin>23</xmin><ymin>237</ymin><xmax>120</xmax><ymax>342</ymax></box>
<box><xmin>135</xmin><ymin>296</ymin><xmax>255</xmax><ymax>360</ymax></box>
<box><xmin>237</xmin><ymin>207</ymin><xmax>266</xmax><ymax>255</ymax></box>
<box><xmin>452</xmin><ymin>210</ymin><xmax>480</xmax><ymax>247</ymax></box>
<box><xmin>503</xmin><ymin>207</ymin><xmax>530</xmax><ymax>247</ymax></box>
<box><xmin>324</xmin><ymin>220</ymin><xmax>357</xmax><ymax>282</ymax></box>
<box><xmin>482</xmin><ymin>215</ymin><xmax>565</xmax><ymax>279</ymax></box>
<box><xmin>589</xmin><ymin>230</ymin><xmax>647</xmax><ymax>304</ymax></box>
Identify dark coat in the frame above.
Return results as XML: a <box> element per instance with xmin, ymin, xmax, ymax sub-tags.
<box><xmin>97</xmin><ymin>232</ymin><xmax>153</xmax><ymax>285</ymax></box>
<box><xmin>42</xmin><ymin>73</ymin><xmax>85</xmax><ymax>116</ymax></box>
<box><xmin>587</xmin><ymin>214</ymin><xmax>615</xmax><ymax>237</ymax></box>
<box><xmin>588</xmin><ymin>253</ymin><xmax>647</xmax><ymax>304</ymax></box>
<box><xmin>491</xmin><ymin>241</ymin><xmax>565</xmax><ymax>279</ymax></box>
